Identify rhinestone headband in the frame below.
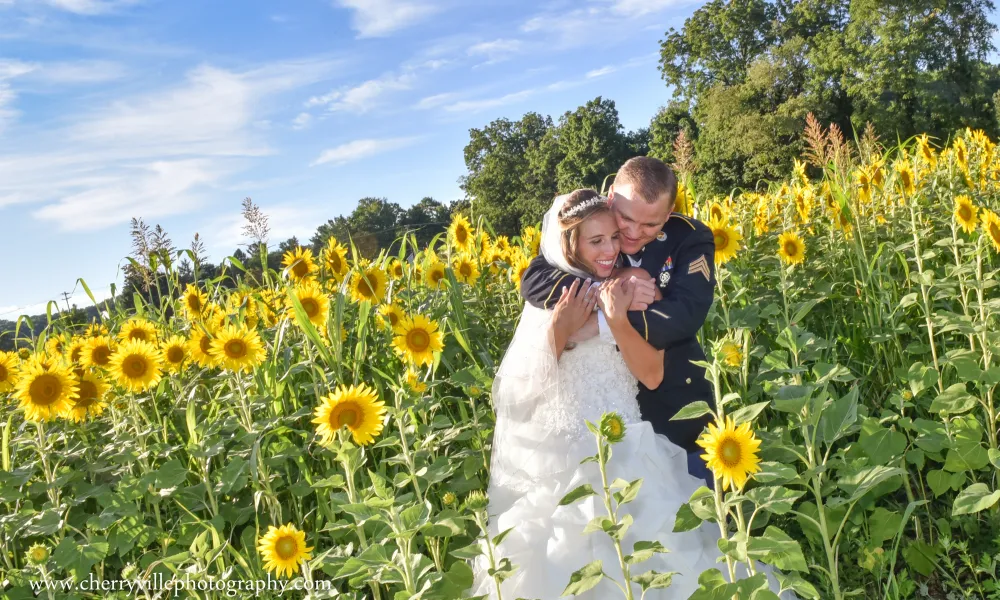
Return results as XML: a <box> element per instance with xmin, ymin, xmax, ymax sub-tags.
<box><xmin>560</xmin><ymin>195</ymin><xmax>609</xmax><ymax>219</ymax></box>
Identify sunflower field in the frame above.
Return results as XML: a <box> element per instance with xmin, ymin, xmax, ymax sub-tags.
<box><xmin>2</xmin><ymin>124</ymin><xmax>1000</xmax><ymax>600</ymax></box>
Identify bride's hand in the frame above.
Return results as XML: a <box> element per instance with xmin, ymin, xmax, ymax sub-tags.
<box><xmin>598</xmin><ymin>277</ymin><xmax>634</xmax><ymax>324</ymax></box>
<box><xmin>552</xmin><ymin>279</ymin><xmax>598</xmax><ymax>337</ymax></box>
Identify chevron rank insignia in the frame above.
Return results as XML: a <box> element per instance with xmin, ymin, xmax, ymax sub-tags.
<box><xmin>688</xmin><ymin>255</ymin><xmax>711</xmax><ymax>281</ymax></box>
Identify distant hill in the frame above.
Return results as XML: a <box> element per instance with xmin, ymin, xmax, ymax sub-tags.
<box><xmin>0</xmin><ymin>301</ymin><xmax>109</xmax><ymax>351</ymax></box>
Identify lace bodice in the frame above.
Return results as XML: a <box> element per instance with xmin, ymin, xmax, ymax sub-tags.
<box><xmin>536</xmin><ymin>335</ymin><xmax>642</xmax><ymax>441</ymax></box>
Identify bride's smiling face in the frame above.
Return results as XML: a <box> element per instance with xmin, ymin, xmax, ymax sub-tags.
<box><xmin>577</xmin><ymin>211</ymin><xmax>620</xmax><ymax>279</ymax></box>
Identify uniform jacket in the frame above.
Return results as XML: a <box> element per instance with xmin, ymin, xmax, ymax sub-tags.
<box><xmin>519</xmin><ymin>212</ymin><xmax>717</xmax><ymax>452</ymax></box>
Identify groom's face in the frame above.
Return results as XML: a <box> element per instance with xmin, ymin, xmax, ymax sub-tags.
<box><xmin>609</xmin><ymin>183</ymin><xmax>672</xmax><ymax>255</ymax></box>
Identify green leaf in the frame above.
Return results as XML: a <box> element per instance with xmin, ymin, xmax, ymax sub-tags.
<box><xmin>746</xmin><ymin>526</ymin><xmax>807</xmax><ymax>572</ymax></box>
<box><xmin>944</xmin><ymin>440</ymin><xmax>989</xmax><ymax>472</ymax></box>
<box><xmin>868</xmin><ymin>507</ymin><xmax>904</xmax><ymax>544</ymax></box>
<box><xmin>53</xmin><ymin>538</ymin><xmax>109</xmax><ymax>582</ymax></box>
<box><xmin>929</xmin><ymin>383</ymin><xmax>977</xmax><ymax>415</ymax></box>
<box><xmin>558</xmin><ymin>484</ymin><xmax>596</xmax><ymax>506</ymax></box>
<box><xmin>745</xmin><ymin>486</ymin><xmax>804</xmax><ymax>515</ymax></box>
<box><xmin>687</xmin><ymin>486</ymin><xmax>717</xmax><ymax>521</ymax></box>
<box><xmin>838</xmin><ymin>465</ymin><xmax>904</xmax><ymax>503</ymax></box>
<box><xmin>906</xmin><ymin>362</ymin><xmax>938</xmax><ymax>397</ymax></box>
<box><xmin>631</xmin><ymin>570</ymin><xmax>677</xmax><ymax>591</ymax></box>
<box><xmin>858</xmin><ymin>421</ymin><xmax>907</xmax><ymax>464</ymax></box>
<box><xmin>911</xmin><ymin>419</ymin><xmax>948</xmax><ymax>453</ymax></box>
<box><xmin>902</xmin><ymin>541</ymin><xmax>938</xmax><ymax>577</ymax></box>
<box><xmin>775</xmin><ymin>571</ymin><xmax>821</xmax><ymax>599</ymax></box>
<box><xmin>613</xmin><ymin>478</ymin><xmax>643</xmax><ymax>506</ymax></box>
<box><xmin>771</xmin><ymin>384</ymin><xmax>814</xmax><ymax>414</ymax></box>
<box><xmin>561</xmin><ymin>560</ymin><xmax>604</xmax><ymax>596</ymax></box>
<box><xmin>673</xmin><ymin>502</ymin><xmax>703</xmax><ymax>532</ymax></box>
<box><xmin>952</xmin><ymin>483</ymin><xmax>1000</xmax><ymax>516</ymax></box>
<box><xmin>926</xmin><ymin>470</ymin><xmax>957</xmax><ymax>498</ymax></box>
<box><xmin>670</xmin><ymin>401</ymin><xmax>712</xmax><ymax>421</ymax></box>
<box><xmin>730</xmin><ymin>401</ymin><xmax>770</xmax><ymax>426</ymax></box>
<box><xmin>819</xmin><ymin>387</ymin><xmax>858</xmax><ymax>445</ymax></box>
<box><xmin>625</xmin><ymin>540</ymin><xmax>668</xmax><ymax>565</ymax></box>
<box><xmin>989</xmin><ymin>448</ymin><xmax>1000</xmax><ymax>469</ymax></box>
<box><xmin>754</xmin><ymin>462</ymin><xmax>798</xmax><ymax>485</ymax></box>
<box><xmin>217</xmin><ymin>457</ymin><xmax>248</xmax><ymax>495</ymax></box>
<box><xmin>154</xmin><ymin>459</ymin><xmax>188</xmax><ymax>489</ymax></box>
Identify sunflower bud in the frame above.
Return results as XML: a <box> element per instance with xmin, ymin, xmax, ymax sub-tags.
<box><xmin>465</xmin><ymin>490</ymin><xmax>489</xmax><ymax>511</ymax></box>
<box><xmin>599</xmin><ymin>413</ymin><xmax>626</xmax><ymax>443</ymax></box>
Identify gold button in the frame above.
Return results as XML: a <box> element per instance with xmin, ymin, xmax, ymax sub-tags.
<box><xmin>685</xmin><ymin>378</ymin><xmax>691</xmax><ymax>384</ymax></box>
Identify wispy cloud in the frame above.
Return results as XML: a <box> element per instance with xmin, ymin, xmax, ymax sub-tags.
<box><xmin>31</xmin><ymin>60</ymin><xmax>128</xmax><ymax>84</ymax></box>
<box><xmin>332</xmin><ymin>0</ymin><xmax>439</xmax><ymax>37</ymax></box>
<box><xmin>291</xmin><ymin>112</ymin><xmax>312</xmax><ymax>129</ymax></box>
<box><xmin>0</xmin><ymin>57</ymin><xmax>340</xmax><ymax>231</ymax></box>
<box><xmin>415</xmin><ymin>91</ymin><xmax>460</xmax><ymax>110</ymax></box>
<box><xmin>442</xmin><ymin>89</ymin><xmax>537</xmax><ymax>113</ymax></box>
<box><xmin>521</xmin><ymin>2</ymin><xmax>685</xmax><ymax>47</ymax></box>
<box><xmin>40</xmin><ymin>0</ymin><xmax>143</xmax><ymax>15</ymax></box>
<box><xmin>307</xmin><ymin>72</ymin><xmax>415</xmax><ymax>113</ymax></box>
<box><xmin>468</xmin><ymin>38</ymin><xmax>523</xmax><ymax>64</ymax></box>
<box><xmin>310</xmin><ymin>137</ymin><xmax>420</xmax><ymax>166</ymax></box>
<box><xmin>586</xmin><ymin>66</ymin><xmax>616</xmax><ymax>78</ymax></box>
<box><xmin>607</xmin><ymin>0</ymin><xmax>690</xmax><ymax>17</ymax></box>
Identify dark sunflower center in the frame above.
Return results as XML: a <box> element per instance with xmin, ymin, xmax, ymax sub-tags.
<box><xmin>200</xmin><ymin>336</ymin><xmax>212</xmax><ymax>354</ymax></box>
<box><xmin>388</xmin><ymin>312</ymin><xmax>399</xmax><ymax>326</ymax></box>
<box><xmin>329</xmin><ymin>253</ymin><xmax>342</xmax><ymax>272</ymax></box>
<box><xmin>187</xmin><ymin>295</ymin><xmax>202</xmax><ymax>312</ymax></box>
<box><xmin>29</xmin><ymin>374</ymin><xmax>61</xmax><ymax>406</ymax></box>
<box><xmin>430</xmin><ymin>270</ymin><xmax>444</xmax><ymax>283</ymax></box>
<box><xmin>959</xmin><ymin>205</ymin><xmax>972</xmax><ymax>221</ymax></box>
<box><xmin>70</xmin><ymin>347</ymin><xmax>83</xmax><ymax>363</ymax></box>
<box><xmin>719</xmin><ymin>438</ymin><xmax>742</xmax><ymax>467</ymax></box>
<box><xmin>128</xmin><ymin>329</ymin><xmax>149</xmax><ymax>342</ymax></box>
<box><xmin>407</xmin><ymin>329</ymin><xmax>430</xmax><ymax>352</ymax></box>
<box><xmin>784</xmin><ymin>241</ymin><xmax>798</xmax><ymax>256</ymax></box>
<box><xmin>990</xmin><ymin>222</ymin><xmax>1000</xmax><ymax>241</ymax></box>
<box><xmin>126</xmin><ymin>355</ymin><xmax>148</xmax><ymax>377</ymax></box>
<box><xmin>714</xmin><ymin>231</ymin><xmax>728</xmax><ymax>248</ymax></box>
<box><xmin>459</xmin><ymin>263</ymin><xmax>472</xmax><ymax>277</ymax></box>
<box><xmin>92</xmin><ymin>346</ymin><xmax>111</xmax><ymax>366</ymax></box>
<box><xmin>334</xmin><ymin>403</ymin><xmax>361</xmax><ymax>428</ymax></box>
<box><xmin>358</xmin><ymin>277</ymin><xmax>375</xmax><ymax>297</ymax></box>
<box><xmin>455</xmin><ymin>226</ymin><xmax>468</xmax><ymax>243</ymax></box>
<box><xmin>167</xmin><ymin>347</ymin><xmax>185</xmax><ymax>363</ymax></box>
<box><xmin>274</xmin><ymin>536</ymin><xmax>297</xmax><ymax>560</ymax></box>
<box><xmin>292</xmin><ymin>260</ymin><xmax>309</xmax><ymax>277</ymax></box>
<box><xmin>224</xmin><ymin>340</ymin><xmax>246</xmax><ymax>359</ymax></box>
<box><xmin>0</xmin><ymin>364</ymin><xmax>8</xmax><ymax>381</ymax></box>
<box><xmin>76</xmin><ymin>380</ymin><xmax>97</xmax><ymax>408</ymax></box>
<box><xmin>301</xmin><ymin>298</ymin><xmax>319</xmax><ymax>318</ymax></box>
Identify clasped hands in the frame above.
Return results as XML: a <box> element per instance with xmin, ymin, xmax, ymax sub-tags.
<box><xmin>552</xmin><ymin>268</ymin><xmax>658</xmax><ymax>345</ymax></box>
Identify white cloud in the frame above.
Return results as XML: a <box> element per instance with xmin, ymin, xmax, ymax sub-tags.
<box><xmin>0</xmin><ymin>57</ymin><xmax>340</xmax><ymax>231</ymax></box>
<box><xmin>521</xmin><ymin>2</ymin><xmax>687</xmax><ymax>46</ymax></box>
<box><xmin>40</xmin><ymin>0</ymin><xmax>143</xmax><ymax>14</ymax></box>
<box><xmin>608</xmin><ymin>0</ymin><xmax>687</xmax><ymax>17</ymax></box>
<box><xmin>292</xmin><ymin>112</ymin><xmax>312</xmax><ymax>129</ymax></box>
<box><xmin>586</xmin><ymin>66</ymin><xmax>616</xmax><ymax>78</ymax></box>
<box><xmin>0</xmin><ymin>84</ymin><xmax>19</xmax><ymax>132</ymax></box>
<box><xmin>310</xmin><ymin>137</ymin><xmax>419</xmax><ymax>166</ymax></box>
<box><xmin>442</xmin><ymin>89</ymin><xmax>537</xmax><ymax>113</ymax></box>
<box><xmin>332</xmin><ymin>0</ymin><xmax>438</xmax><ymax>37</ymax></box>
<box><xmin>468</xmin><ymin>38</ymin><xmax>522</xmax><ymax>64</ymax></box>
<box><xmin>415</xmin><ymin>91</ymin><xmax>460</xmax><ymax>110</ymax></box>
<box><xmin>32</xmin><ymin>60</ymin><xmax>127</xmax><ymax>84</ymax></box>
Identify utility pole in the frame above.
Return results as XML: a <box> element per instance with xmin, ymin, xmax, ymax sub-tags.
<box><xmin>60</xmin><ymin>291</ymin><xmax>72</xmax><ymax>313</ymax></box>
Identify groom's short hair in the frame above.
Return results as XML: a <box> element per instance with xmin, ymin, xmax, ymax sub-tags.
<box><xmin>615</xmin><ymin>157</ymin><xmax>677</xmax><ymax>208</ymax></box>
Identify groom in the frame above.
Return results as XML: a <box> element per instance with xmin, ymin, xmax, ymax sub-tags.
<box><xmin>520</xmin><ymin>156</ymin><xmax>717</xmax><ymax>486</ymax></box>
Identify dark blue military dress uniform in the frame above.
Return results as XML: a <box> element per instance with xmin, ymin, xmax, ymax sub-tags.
<box><xmin>519</xmin><ymin>212</ymin><xmax>717</xmax><ymax>486</ymax></box>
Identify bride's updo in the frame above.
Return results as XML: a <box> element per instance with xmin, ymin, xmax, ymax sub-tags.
<box><xmin>558</xmin><ymin>188</ymin><xmax>612</xmax><ymax>274</ymax></box>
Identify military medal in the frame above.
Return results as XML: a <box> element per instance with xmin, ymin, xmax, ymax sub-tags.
<box><xmin>656</xmin><ymin>231</ymin><xmax>667</xmax><ymax>241</ymax></box>
<box><xmin>658</xmin><ymin>257</ymin><xmax>673</xmax><ymax>287</ymax></box>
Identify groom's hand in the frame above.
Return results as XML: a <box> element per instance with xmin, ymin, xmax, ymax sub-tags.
<box><xmin>615</xmin><ymin>267</ymin><xmax>657</xmax><ymax>310</ymax></box>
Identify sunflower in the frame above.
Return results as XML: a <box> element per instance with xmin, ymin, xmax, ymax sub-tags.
<box><xmin>68</xmin><ymin>371</ymin><xmax>109</xmax><ymax>422</ymax></box>
<box><xmin>388</xmin><ymin>259</ymin><xmax>405</xmax><ymax>281</ymax></box>
<box><xmin>109</xmin><ymin>339</ymin><xmax>163</xmax><ymax>393</ymax></box>
<box><xmin>161</xmin><ymin>335</ymin><xmax>190</xmax><ymax>373</ymax></box>
<box><xmin>917</xmin><ymin>134</ymin><xmax>937</xmax><ymax>169</ymax></box>
<box><xmin>521</xmin><ymin>225</ymin><xmax>541</xmax><ymax>257</ymax></box>
<box><xmin>25</xmin><ymin>543</ymin><xmax>49</xmax><ymax>566</ymax></box>
<box><xmin>983</xmin><ymin>209</ymin><xmax>1000</xmax><ymax>253</ymax></box>
<box><xmin>257</xmin><ymin>524</ymin><xmax>313</xmax><ymax>579</ymax></box>
<box><xmin>0</xmin><ymin>351</ymin><xmax>18</xmax><ymax>393</ymax></box>
<box><xmin>44</xmin><ymin>334</ymin><xmax>69</xmax><ymax>357</ymax></box>
<box><xmin>188</xmin><ymin>327</ymin><xmax>219</xmax><ymax>368</ymax></box>
<box><xmin>953</xmin><ymin>137</ymin><xmax>969</xmax><ymax>174</ymax></box>
<box><xmin>321</xmin><ymin>238</ymin><xmax>350</xmax><ymax>282</ymax></box>
<box><xmin>392</xmin><ymin>314</ymin><xmax>445</xmax><ymax>367</ymax></box>
<box><xmin>67</xmin><ymin>337</ymin><xmax>89</xmax><ymax>365</ymax></box>
<box><xmin>118</xmin><ymin>318</ymin><xmax>158</xmax><ymax>344</ymax></box>
<box><xmin>349</xmin><ymin>264</ymin><xmax>388</xmax><ymax>304</ymax></box>
<box><xmin>84</xmin><ymin>321</ymin><xmax>109</xmax><ymax>338</ymax></box>
<box><xmin>954</xmin><ymin>195</ymin><xmax>978</xmax><ymax>234</ymax></box>
<box><xmin>895</xmin><ymin>159</ymin><xmax>916</xmax><ymax>196</ymax></box>
<box><xmin>404</xmin><ymin>368</ymin><xmax>427</xmax><ymax>393</ymax></box>
<box><xmin>377</xmin><ymin>303</ymin><xmax>404</xmax><ymax>330</ymax></box>
<box><xmin>281</xmin><ymin>246</ymin><xmax>317</xmax><ymax>282</ymax></box>
<box><xmin>448</xmin><ymin>214</ymin><xmax>475</xmax><ymax>253</ymax></box>
<box><xmin>181</xmin><ymin>284</ymin><xmax>208</xmax><ymax>317</ymax></box>
<box><xmin>719</xmin><ymin>341</ymin><xmax>742</xmax><ymax>368</ymax></box>
<box><xmin>210</xmin><ymin>325</ymin><xmax>266</xmax><ymax>373</ymax></box>
<box><xmin>286</xmin><ymin>279</ymin><xmax>330</xmax><ymax>332</ymax></box>
<box><xmin>510</xmin><ymin>254</ymin><xmax>530</xmax><ymax>291</ymax></box>
<box><xmin>82</xmin><ymin>336</ymin><xmax>115</xmax><ymax>369</ymax></box>
<box><xmin>696</xmin><ymin>416</ymin><xmax>762</xmax><ymax>492</ymax></box>
<box><xmin>14</xmin><ymin>360</ymin><xmax>78</xmax><ymax>421</ymax></box>
<box><xmin>777</xmin><ymin>230</ymin><xmax>806</xmax><ymax>265</ymax></box>
<box><xmin>312</xmin><ymin>383</ymin><xmax>387</xmax><ymax>446</ymax></box>
<box><xmin>423</xmin><ymin>260</ymin><xmax>447</xmax><ymax>289</ymax></box>
<box><xmin>709</xmin><ymin>218</ymin><xmax>742</xmax><ymax>264</ymax></box>
<box><xmin>599</xmin><ymin>412</ymin><xmax>626</xmax><ymax>443</ymax></box>
<box><xmin>451</xmin><ymin>254</ymin><xmax>480</xmax><ymax>286</ymax></box>
<box><xmin>706</xmin><ymin>201</ymin><xmax>729</xmax><ymax>223</ymax></box>
<box><xmin>792</xmin><ymin>158</ymin><xmax>808</xmax><ymax>186</ymax></box>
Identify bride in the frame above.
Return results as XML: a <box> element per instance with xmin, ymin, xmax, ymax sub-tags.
<box><xmin>470</xmin><ymin>190</ymin><xmax>794</xmax><ymax>599</ymax></box>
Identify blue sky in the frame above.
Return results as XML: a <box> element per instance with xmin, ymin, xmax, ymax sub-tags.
<box><xmin>0</xmin><ymin>0</ymin><xmax>699</xmax><ymax>317</ymax></box>
<box><xmin>4</xmin><ymin>1</ymin><xmax>995</xmax><ymax>318</ymax></box>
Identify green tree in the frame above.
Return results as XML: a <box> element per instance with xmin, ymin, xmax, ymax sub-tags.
<box><xmin>648</xmin><ymin>101</ymin><xmax>698</xmax><ymax>163</ymax></box>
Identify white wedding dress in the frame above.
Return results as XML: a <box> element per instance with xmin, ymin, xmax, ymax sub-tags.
<box><xmin>471</xmin><ymin>330</ymin><xmax>727</xmax><ymax>599</ymax></box>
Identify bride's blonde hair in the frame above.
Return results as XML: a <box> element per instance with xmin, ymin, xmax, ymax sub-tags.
<box><xmin>558</xmin><ymin>188</ymin><xmax>612</xmax><ymax>275</ymax></box>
